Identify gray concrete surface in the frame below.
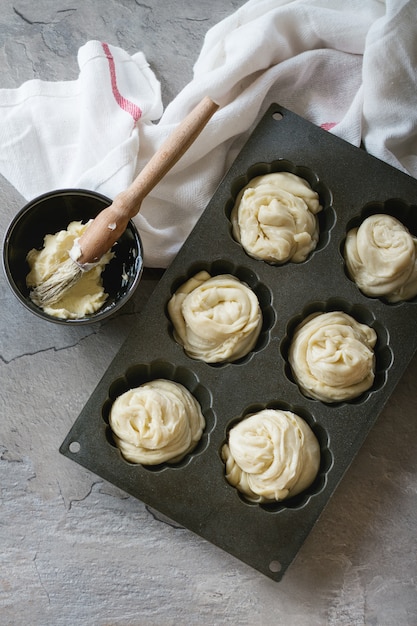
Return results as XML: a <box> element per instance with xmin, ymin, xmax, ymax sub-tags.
<box><xmin>1</xmin><ymin>1</ymin><xmax>417</xmax><ymax>624</ymax></box>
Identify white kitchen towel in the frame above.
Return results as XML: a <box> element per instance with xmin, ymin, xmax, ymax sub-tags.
<box><xmin>0</xmin><ymin>0</ymin><xmax>416</xmax><ymax>267</ymax></box>
<box><xmin>0</xmin><ymin>42</ymin><xmax>163</xmax><ymax>202</ymax></box>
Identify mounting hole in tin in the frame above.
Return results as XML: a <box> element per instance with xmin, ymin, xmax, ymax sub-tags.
<box><xmin>69</xmin><ymin>441</ymin><xmax>81</xmax><ymax>454</ymax></box>
<box><xmin>166</xmin><ymin>259</ymin><xmax>276</xmax><ymax>366</ymax></box>
<box><xmin>272</xmin><ymin>111</ymin><xmax>283</xmax><ymax>121</ymax></box>
<box><xmin>341</xmin><ymin>199</ymin><xmax>417</xmax><ymax>305</ymax></box>
<box><xmin>269</xmin><ymin>560</ymin><xmax>282</xmax><ymax>573</ymax></box>
<box><xmin>102</xmin><ymin>360</ymin><xmax>215</xmax><ymax>472</ymax></box>
<box><xmin>220</xmin><ymin>400</ymin><xmax>332</xmax><ymax>513</ymax></box>
<box><xmin>225</xmin><ymin>159</ymin><xmax>335</xmax><ymax>263</ymax></box>
<box><xmin>281</xmin><ymin>298</ymin><xmax>393</xmax><ymax>406</ymax></box>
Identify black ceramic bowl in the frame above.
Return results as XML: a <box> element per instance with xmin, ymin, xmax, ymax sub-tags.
<box><xmin>2</xmin><ymin>189</ymin><xmax>143</xmax><ymax>325</ymax></box>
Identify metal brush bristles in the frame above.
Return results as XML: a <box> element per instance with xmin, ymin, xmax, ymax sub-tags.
<box><xmin>29</xmin><ymin>258</ymin><xmax>83</xmax><ymax>307</ymax></box>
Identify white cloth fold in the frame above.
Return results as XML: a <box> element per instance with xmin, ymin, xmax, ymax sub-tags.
<box><xmin>0</xmin><ymin>41</ymin><xmax>162</xmax><ymax>202</ymax></box>
<box><xmin>0</xmin><ymin>0</ymin><xmax>416</xmax><ymax>268</ymax></box>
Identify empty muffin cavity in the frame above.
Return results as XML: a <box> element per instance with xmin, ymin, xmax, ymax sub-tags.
<box><xmin>166</xmin><ymin>260</ymin><xmax>275</xmax><ymax>365</ymax></box>
<box><xmin>226</xmin><ymin>160</ymin><xmax>335</xmax><ymax>264</ymax></box>
<box><xmin>281</xmin><ymin>299</ymin><xmax>393</xmax><ymax>405</ymax></box>
<box><xmin>220</xmin><ymin>400</ymin><xmax>332</xmax><ymax>512</ymax></box>
<box><xmin>342</xmin><ymin>199</ymin><xmax>417</xmax><ymax>304</ymax></box>
<box><xmin>102</xmin><ymin>360</ymin><xmax>215</xmax><ymax>471</ymax></box>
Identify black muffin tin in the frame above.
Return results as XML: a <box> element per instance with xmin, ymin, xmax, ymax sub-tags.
<box><xmin>60</xmin><ymin>104</ymin><xmax>417</xmax><ymax>581</ymax></box>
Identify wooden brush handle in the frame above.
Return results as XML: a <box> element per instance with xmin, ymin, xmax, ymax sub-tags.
<box><xmin>75</xmin><ymin>96</ymin><xmax>219</xmax><ymax>266</ymax></box>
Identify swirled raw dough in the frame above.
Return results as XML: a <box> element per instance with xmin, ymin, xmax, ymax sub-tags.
<box><xmin>288</xmin><ymin>311</ymin><xmax>377</xmax><ymax>402</ymax></box>
<box><xmin>344</xmin><ymin>214</ymin><xmax>417</xmax><ymax>302</ymax></box>
<box><xmin>26</xmin><ymin>221</ymin><xmax>113</xmax><ymax>319</ymax></box>
<box><xmin>221</xmin><ymin>409</ymin><xmax>320</xmax><ymax>502</ymax></box>
<box><xmin>109</xmin><ymin>379</ymin><xmax>205</xmax><ymax>465</ymax></box>
<box><xmin>167</xmin><ymin>271</ymin><xmax>262</xmax><ymax>363</ymax></box>
<box><xmin>231</xmin><ymin>172</ymin><xmax>322</xmax><ymax>263</ymax></box>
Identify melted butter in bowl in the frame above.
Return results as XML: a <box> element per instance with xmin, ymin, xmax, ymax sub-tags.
<box><xmin>3</xmin><ymin>189</ymin><xmax>143</xmax><ymax>325</ymax></box>
<box><xmin>26</xmin><ymin>220</ymin><xmax>115</xmax><ymax>320</ymax></box>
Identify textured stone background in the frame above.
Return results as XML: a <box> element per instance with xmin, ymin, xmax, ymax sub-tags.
<box><xmin>1</xmin><ymin>2</ymin><xmax>417</xmax><ymax>624</ymax></box>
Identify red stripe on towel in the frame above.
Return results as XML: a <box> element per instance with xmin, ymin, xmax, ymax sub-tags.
<box><xmin>320</xmin><ymin>122</ymin><xmax>337</xmax><ymax>131</ymax></box>
<box><xmin>101</xmin><ymin>42</ymin><xmax>142</xmax><ymax>122</ymax></box>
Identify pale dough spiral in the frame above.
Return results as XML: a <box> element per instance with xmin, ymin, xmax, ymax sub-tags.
<box><xmin>167</xmin><ymin>271</ymin><xmax>262</xmax><ymax>363</ymax></box>
<box><xmin>231</xmin><ymin>172</ymin><xmax>322</xmax><ymax>263</ymax></box>
<box><xmin>288</xmin><ymin>311</ymin><xmax>377</xmax><ymax>402</ymax></box>
<box><xmin>109</xmin><ymin>379</ymin><xmax>205</xmax><ymax>464</ymax></box>
<box><xmin>221</xmin><ymin>409</ymin><xmax>320</xmax><ymax>503</ymax></box>
<box><xmin>344</xmin><ymin>214</ymin><xmax>417</xmax><ymax>302</ymax></box>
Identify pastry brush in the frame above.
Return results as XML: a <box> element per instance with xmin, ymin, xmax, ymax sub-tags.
<box><xmin>30</xmin><ymin>96</ymin><xmax>219</xmax><ymax>307</ymax></box>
